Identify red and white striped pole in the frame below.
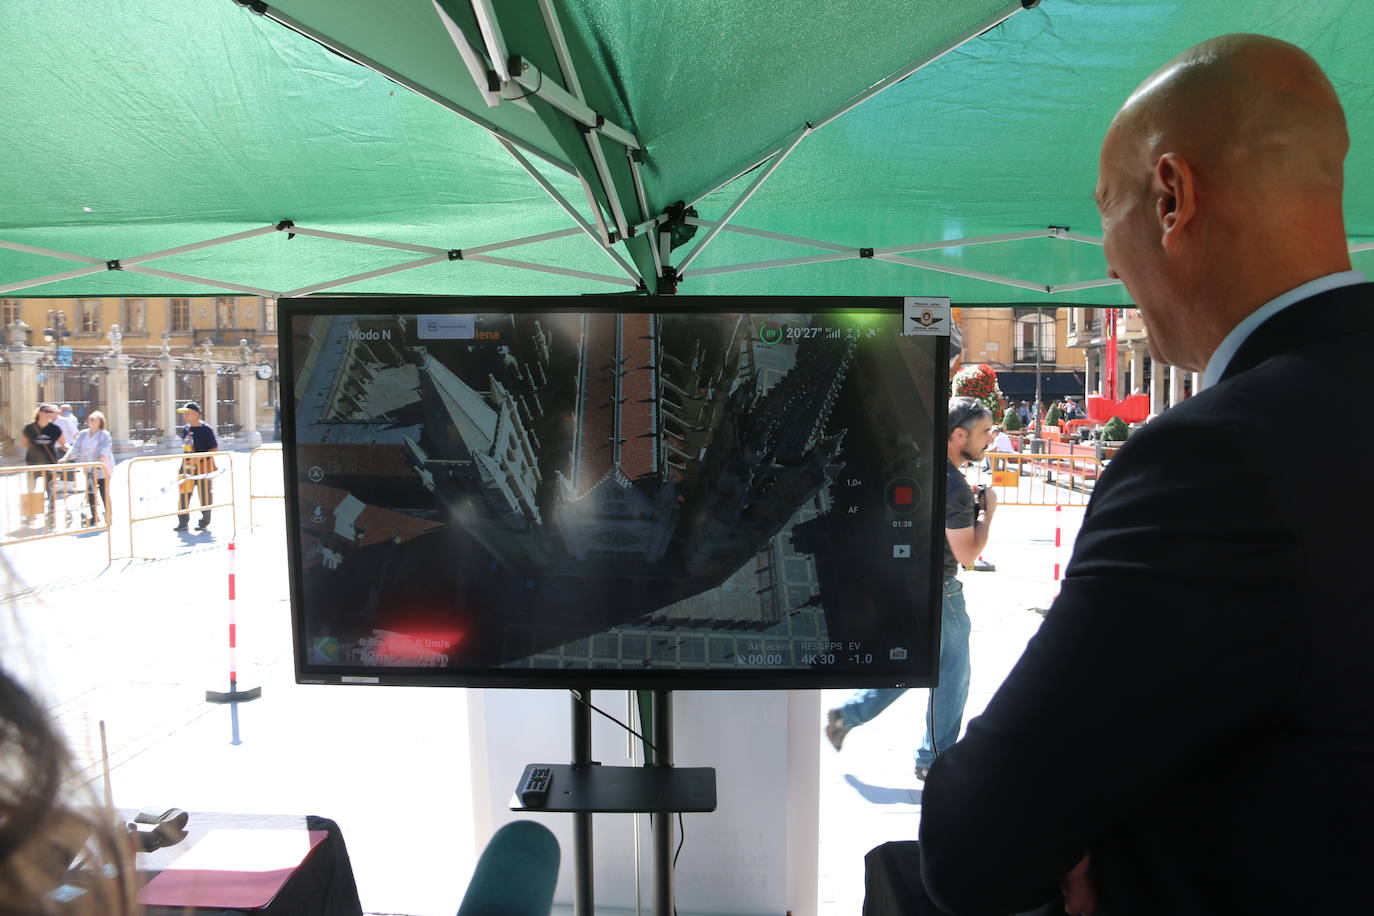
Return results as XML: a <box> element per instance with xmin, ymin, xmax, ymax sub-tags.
<box><xmin>228</xmin><ymin>540</ymin><xmax>238</xmax><ymax>684</ymax></box>
<box><xmin>206</xmin><ymin>540</ymin><xmax>261</xmax><ymax>742</ymax></box>
<box><xmin>1052</xmin><ymin>504</ymin><xmax>1063</xmax><ymax>597</ymax></box>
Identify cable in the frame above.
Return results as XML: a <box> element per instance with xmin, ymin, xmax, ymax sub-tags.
<box><xmin>571</xmin><ymin>690</ymin><xmax>687</xmax><ymax>913</ymax></box>
<box><xmin>503</xmin><ymin>67</ymin><xmax>543</xmax><ymax>102</ymax></box>
<box><xmin>568</xmin><ymin>689</ymin><xmax>672</xmax><ymax>766</ymax></box>
<box><xmin>674</xmin><ymin>811</ymin><xmax>685</xmax><ymax>868</ymax></box>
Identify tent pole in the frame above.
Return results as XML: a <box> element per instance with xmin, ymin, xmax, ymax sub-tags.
<box><xmin>282</xmin><ymin>227</ymin><xmax>450</xmax><ymax>256</ymax></box>
<box><xmin>247</xmin><ymin>4</ymin><xmax>576</xmax><ymax>177</ymax></box>
<box><xmin>874</xmin><ymin>230</ymin><xmax>1054</xmax><ymax>256</ymax></box>
<box><xmin>468</xmin><ymin>0</ymin><xmax>512</xmax><ymax>82</ymax></box>
<box><xmin>280</xmin><ymin>255</ymin><xmax>453</xmax><ymax>297</ymax></box>
<box><xmin>677</xmin><ymin>126</ymin><xmax>810</xmax><ymax>274</ymax></box>
<box><xmin>684</xmin><ymin>218</ymin><xmax>853</xmax><ymax>253</ymax></box>
<box><xmin>627</xmin><ymin>151</ymin><xmax>665</xmax><ymax>281</ymax></box>
<box><xmin>579</xmin><ymin>176</ymin><xmax>613</xmax><ymax>246</ymax></box>
<box><xmin>681</xmin><ymin>1</ymin><xmax>1029</xmax><ymax>211</ymax></box>
<box><xmin>497</xmin><ymin>138</ymin><xmax>641</xmax><ymax>283</ymax></box>
<box><xmin>1048</xmin><ymin>278</ymin><xmax>1123</xmax><ymax>294</ymax></box>
<box><xmin>683</xmin><ymin>251</ymin><xmax>857</xmax><ymax>279</ymax></box>
<box><xmin>0</xmin><ymin>241</ymin><xmax>106</xmax><ymax>265</ymax></box>
<box><xmin>536</xmin><ymin>0</ymin><xmax>585</xmax><ymax>100</ymax></box>
<box><xmin>509</xmin><ymin>59</ymin><xmax>640</xmax><ymax>150</ymax></box>
<box><xmin>0</xmin><ymin>265</ymin><xmax>108</xmax><ymax>295</ymax></box>
<box><xmin>871</xmin><ymin>253</ymin><xmax>1050</xmax><ymax>293</ymax></box>
<box><xmin>432</xmin><ymin>0</ymin><xmax>500</xmax><ymax>107</ymax></box>
<box><xmin>117</xmin><ymin>227</ymin><xmax>282</xmax><ymax>265</ymax></box>
<box><xmin>464</xmin><ymin>253</ymin><xmax>640</xmax><ymax>288</ymax></box>
<box><xmin>464</xmin><ymin>227</ymin><xmax>586</xmax><ymax>256</ymax></box>
<box><xmin>584</xmin><ymin>132</ymin><xmax>632</xmax><ymax>239</ymax></box>
<box><xmin>120</xmin><ymin>266</ymin><xmax>278</xmax><ymax>298</ymax></box>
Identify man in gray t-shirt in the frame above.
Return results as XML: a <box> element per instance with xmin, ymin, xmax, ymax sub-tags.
<box><xmin>826</xmin><ymin>396</ymin><xmax>997</xmax><ymax>778</ymax></box>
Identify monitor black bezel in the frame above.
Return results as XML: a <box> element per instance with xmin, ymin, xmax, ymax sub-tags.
<box><xmin>280</xmin><ymin>295</ymin><xmax>949</xmax><ymax>689</ymax></box>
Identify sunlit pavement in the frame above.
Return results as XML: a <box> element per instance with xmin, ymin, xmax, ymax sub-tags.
<box><xmin>3</xmin><ymin>452</ymin><xmax>1082</xmax><ymax>915</ymax></box>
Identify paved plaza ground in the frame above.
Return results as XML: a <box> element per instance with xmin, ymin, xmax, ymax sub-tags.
<box><xmin>1</xmin><ymin>449</ymin><xmax>1084</xmax><ymax>915</ymax></box>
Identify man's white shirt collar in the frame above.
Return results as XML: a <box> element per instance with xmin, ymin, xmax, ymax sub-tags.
<box><xmin>1200</xmin><ymin>270</ymin><xmax>1366</xmax><ymax>389</ymax></box>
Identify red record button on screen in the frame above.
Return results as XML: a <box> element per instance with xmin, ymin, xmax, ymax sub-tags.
<box><xmin>884</xmin><ymin>477</ymin><xmax>920</xmax><ymax>514</ymax></box>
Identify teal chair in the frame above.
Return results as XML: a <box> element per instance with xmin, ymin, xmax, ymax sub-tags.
<box><xmin>457</xmin><ymin>821</ymin><xmax>560</xmax><ymax>916</ymax></box>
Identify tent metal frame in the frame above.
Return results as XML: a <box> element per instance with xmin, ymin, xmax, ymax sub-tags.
<box><xmin>21</xmin><ymin>0</ymin><xmax>1361</xmax><ymax>301</ymax></box>
<box><xmin>675</xmin><ymin>218</ymin><xmax>1374</xmax><ymax>294</ymax></box>
<box><xmin>0</xmin><ymin>222</ymin><xmax>638</xmax><ymax>297</ymax></box>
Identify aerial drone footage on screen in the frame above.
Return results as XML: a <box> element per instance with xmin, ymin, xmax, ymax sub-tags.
<box><xmin>281</xmin><ymin>297</ymin><xmax>947</xmax><ymax>688</ymax></box>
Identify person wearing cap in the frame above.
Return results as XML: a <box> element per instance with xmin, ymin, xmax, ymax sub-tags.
<box><xmin>174</xmin><ymin>401</ymin><xmax>218</xmax><ymax>533</ymax></box>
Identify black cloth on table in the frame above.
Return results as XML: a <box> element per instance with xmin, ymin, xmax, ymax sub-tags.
<box><xmin>136</xmin><ymin>812</ymin><xmax>362</xmax><ymax>916</ymax></box>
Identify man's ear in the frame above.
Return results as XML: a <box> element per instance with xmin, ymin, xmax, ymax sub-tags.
<box><xmin>1154</xmin><ymin>152</ymin><xmax>1196</xmax><ymax>251</ymax></box>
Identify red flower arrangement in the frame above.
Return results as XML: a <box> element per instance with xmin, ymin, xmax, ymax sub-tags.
<box><xmin>952</xmin><ymin>363</ymin><xmax>1004</xmax><ymax>417</ymax></box>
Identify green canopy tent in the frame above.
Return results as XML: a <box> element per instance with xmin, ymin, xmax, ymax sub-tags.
<box><xmin>3</xmin><ymin>0</ymin><xmax>1373</xmax><ymax>302</ymax></box>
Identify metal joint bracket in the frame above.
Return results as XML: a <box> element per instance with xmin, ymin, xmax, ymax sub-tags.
<box><xmin>1022</xmin><ymin>0</ymin><xmax>1042</xmax><ymax>8</ymax></box>
<box><xmin>1049</xmin><ymin>226</ymin><xmax>1069</xmax><ymax>239</ymax></box>
<box><xmin>859</xmin><ymin>248</ymin><xmax>874</xmax><ymax>259</ymax></box>
<box><xmin>275</xmin><ymin>220</ymin><xmax>296</xmax><ymax>239</ymax></box>
<box><xmin>449</xmin><ymin>249</ymin><xmax>463</xmax><ymax>261</ymax></box>
<box><xmin>106</xmin><ymin>259</ymin><xmax>122</xmax><ymax>271</ymax></box>
<box><xmin>233</xmin><ymin>0</ymin><xmax>268</xmax><ymax>13</ymax></box>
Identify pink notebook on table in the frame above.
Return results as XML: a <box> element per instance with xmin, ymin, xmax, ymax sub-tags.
<box><xmin>137</xmin><ymin>828</ymin><xmax>327</xmax><ymax>910</ymax></box>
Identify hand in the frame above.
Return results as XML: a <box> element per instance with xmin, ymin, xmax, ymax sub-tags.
<box><xmin>1061</xmin><ymin>854</ymin><xmax>1099</xmax><ymax>915</ymax></box>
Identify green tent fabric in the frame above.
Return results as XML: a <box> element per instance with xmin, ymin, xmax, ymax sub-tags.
<box><xmin>2</xmin><ymin>0</ymin><xmax>1373</xmax><ymax>302</ymax></box>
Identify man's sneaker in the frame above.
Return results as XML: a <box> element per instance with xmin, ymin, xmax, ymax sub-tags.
<box><xmin>915</xmin><ymin>765</ymin><xmax>931</xmax><ymax>781</ymax></box>
<box><xmin>825</xmin><ymin>709</ymin><xmax>850</xmax><ymax>751</ymax></box>
<box><xmin>973</xmin><ymin>557</ymin><xmax>996</xmax><ymax>572</ymax></box>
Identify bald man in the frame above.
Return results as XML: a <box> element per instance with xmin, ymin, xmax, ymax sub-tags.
<box><xmin>863</xmin><ymin>35</ymin><xmax>1374</xmax><ymax>916</ymax></box>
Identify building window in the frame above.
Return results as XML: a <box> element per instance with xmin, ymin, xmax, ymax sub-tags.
<box><xmin>1014</xmin><ymin>313</ymin><xmax>1056</xmax><ymax>365</ymax></box>
<box><xmin>78</xmin><ymin>299</ymin><xmax>101</xmax><ymax>334</ymax></box>
<box><xmin>122</xmin><ymin>298</ymin><xmax>147</xmax><ymax>334</ymax></box>
<box><xmin>262</xmin><ymin>299</ymin><xmax>277</xmax><ymax>332</ymax></box>
<box><xmin>170</xmin><ymin>298</ymin><xmax>191</xmax><ymax>333</ymax></box>
<box><xmin>1</xmin><ymin>299</ymin><xmax>19</xmax><ymax>329</ymax></box>
<box><xmin>216</xmin><ymin>297</ymin><xmax>237</xmax><ymax>329</ymax></box>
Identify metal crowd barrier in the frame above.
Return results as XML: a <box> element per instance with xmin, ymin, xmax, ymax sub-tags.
<box><xmin>0</xmin><ymin>461</ymin><xmax>114</xmax><ymax>563</ymax></box>
<box><xmin>966</xmin><ymin>450</ymin><xmax>1105</xmax><ymax>507</ymax></box>
<box><xmin>247</xmin><ymin>444</ymin><xmax>284</xmax><ymax>527</ymax></box>
<box><xmin>122</xmin><ymin>452</ymin><xmax>237</xmax><ymax>559</ymax></box>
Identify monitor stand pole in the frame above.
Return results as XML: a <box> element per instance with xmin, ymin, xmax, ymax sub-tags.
<box><xmin>571</xmin><ymin>691</ymin><xmax>595</xmax><ymax>916</ymax></box>
<box><xmin>568</xmin><ymin>688</ymin><xmax>685</xmax><ymax>916</ymax></box>
<box><xmin>651</xmin><ymin>688</ymin><xmax>674</xmax><ymax>916</ymax></box>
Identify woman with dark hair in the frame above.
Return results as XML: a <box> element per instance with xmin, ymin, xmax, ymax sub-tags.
<box><xmin>19</xmin><ymin>404</ymin><xmax>67</xmax><ymax>528</ymax></box>
<box><xmin>2</xmin><ymin>550</ymin><xmax>140</xmax><ymax>914</ymax></box>
<box><xmin>0</xmin><ymin>664</ymin><xmax>141</xmax><ymax>914</ymax></box>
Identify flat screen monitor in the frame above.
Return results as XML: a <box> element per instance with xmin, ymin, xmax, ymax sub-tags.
<box><xmin>281</xmin><ymin>297</ymin><xmax>949</xmax><ymax>688</ymax></box>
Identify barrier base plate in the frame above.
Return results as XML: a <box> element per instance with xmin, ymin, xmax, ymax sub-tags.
<box><xmin>205</xmin><ymin>687</ymin><xmax>262</xmax><ymax>705</ymax></box>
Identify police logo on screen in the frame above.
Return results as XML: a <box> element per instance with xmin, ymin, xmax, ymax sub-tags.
<box><xmin>903</xmin><ymin>297</ymin><xmax>951</xmax><ymax>336</ymax></box>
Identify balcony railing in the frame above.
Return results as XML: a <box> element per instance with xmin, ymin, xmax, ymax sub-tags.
<box><xmin>1014</xmin><ymin>347</ymin><xmax>1056</xmax><ymax>364</ymax></box>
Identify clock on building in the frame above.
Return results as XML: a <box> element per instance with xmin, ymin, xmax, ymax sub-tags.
<box><xmin>256</xmin><ymin>363</ymin><xmax>274</xmax><ymax>380</ymax></box>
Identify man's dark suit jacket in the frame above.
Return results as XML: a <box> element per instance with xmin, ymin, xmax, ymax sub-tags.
<box><xmin>919</xmin><ymin>283</ymin><xmax>1374</xmax><ymax>916</ymax></box>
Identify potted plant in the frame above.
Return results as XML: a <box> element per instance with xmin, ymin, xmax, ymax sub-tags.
<box><xmin>1099</xmin><ymin>415</ymin><xmax>1130</xmax><ymax>460</ymax></box>
<box><xmin>952</xmin><ymin>363</ymin><xmax>1004</xmax><ymax>419</ymax></box>
<box><xmin>1001</xmin><ymin>407</ymin><xmax>1023</xmax><ymax>432</ymax></box>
